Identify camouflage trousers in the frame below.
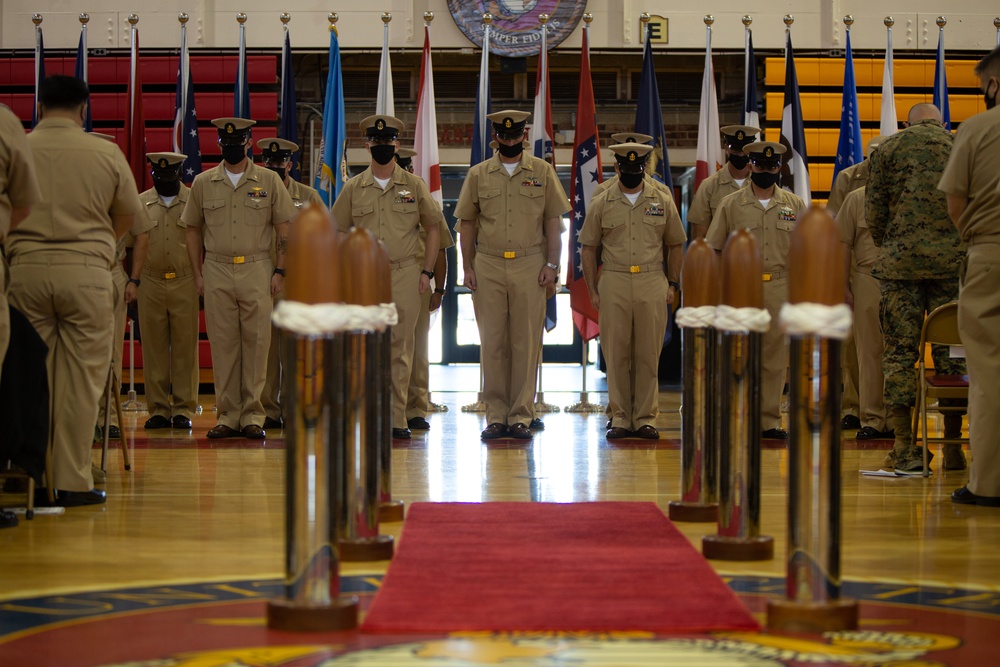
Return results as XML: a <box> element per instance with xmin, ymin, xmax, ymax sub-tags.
<box><xmin>879</xmin><ymin>278</ymin><xmax>966</xmax><ymax>409</ymax></box>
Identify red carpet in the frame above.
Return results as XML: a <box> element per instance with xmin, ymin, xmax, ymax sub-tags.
<box><xmin>361</xmin><ymin>501</ymin><xmax>758</xmax><ymax>633</ymax></box>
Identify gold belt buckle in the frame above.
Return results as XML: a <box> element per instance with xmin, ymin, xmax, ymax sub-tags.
<box><xmin>762</xmin><ymin>272</ymin><xmax>772</xmax><ymax>282</ymax></box>
<box><xmin>630</xmin><ymin>265</ymin><xmax>641</xmax><ymax>274</ymax></box>
<box><xmin>233</xmin><ymin>256</ymin><xmax>246</xmax><ymax>264</ymax></box>
<box><xmin>503</xmin><ymin>251</ymin><xmax>516</xmax><ymax>259</ymax></box>
<box><xmin>164</xmin><ymin>271</ymin><xmax>177</xmax><ymax>280</ymax></box>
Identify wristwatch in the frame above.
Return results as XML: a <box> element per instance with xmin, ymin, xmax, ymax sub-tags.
<box><xmin>545</xmin><ymin>262</ymin><xmax>559</xmax><ymax>272</ymax></box>
<box><xmin>421</xmin><ymin>269</ymin><xmax>435</xmax><ymax>279</ymax></box>
<box><xmin>668</xmin><ymin>280</ymin><xmax>680</xmax><ymax>289</ymax></box>
<box><xmin>433</xmin><ymin>288</ymin><xmax>446</xmax><ymax>295</ymax></box>
<box><xmin>273</xmin><ymin>268</ymin><xmax>286</xmax><ymax>277</ymax></box>
<box><xmin>128</xmin><ymin>278</ymin><xmax>141</xmax><ymax>287</ymax></box>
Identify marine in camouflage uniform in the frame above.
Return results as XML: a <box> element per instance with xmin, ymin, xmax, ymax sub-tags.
<box><xmin>865</xmin><ymin>104</ymin><xmax>967</xmax><ymax>471</ymax></box>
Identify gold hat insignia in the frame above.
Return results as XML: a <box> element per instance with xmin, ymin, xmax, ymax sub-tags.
<box><xmin>504</xmin><ymin>118</ymin><xmax>513</xmax><ymax>128</ymax></box>
<box><xmin>376</xmin><ymin>119</ymin><xmax>385</xmax><ymax>131</ymax></box>
<box><xmin>158</xmin><ymin>158</ymin><xmax>168</xmax><ymax>168</ymax></box>
<box><xmin>225</xmin><ymin>123</ymin><xmax>235</xmax><ymax>134</ymax></box>
<box><xmin>270</xmin><ymin>142</ymin><xmax>279</xmax><ymax>152</ymax></box>
<box><xmin>628</xmin><ymin>151</ymin><xmax>637</xmax><ymax>161</ymax></box>
<box><xmin>764</xmin><ymin>146</ymin><xmax>774</xmax><ymax>158</ymax></box>
<box><xmin>736</xmin><ymin>130</ymin><xmax>745</xmax><ymax>140</ymax></box>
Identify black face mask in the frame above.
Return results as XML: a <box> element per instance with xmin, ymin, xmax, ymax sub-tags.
<box><xmin>370</xmin><ymin>144</ymin><xmax>396</xmax><ymax>165</ymax></box>
<box><xmin>266</xmin><ymin>165</ymin><xmax>287</xmax><ymax>181</ymax></box>
<box><xmin>619</xmin><ymin>171</ymin><xmax>644</xmax><ymax>189</ymax></box>
<box><xmin>751</xmin><ymin>170</ymin><xmax>780</xmax><ymax>190</ymax></box>
<box><xmin>221</xmin><ymin>144</ymin><xmax>247</xmax><ymax>165</ymax></box>
<box><xmin>496</xmin><ymin>142</ymin><xmax>524</xmax><ymax>159</ymax></box>
<box><xmin>153</xmin><ymin>179</ymin><xmax>181</xmax><ymax>197</ymax></box>
<box><xmin>986</xmin><ymin>79</ymin><xmax>998</xmax><ymax>110</ymax></box>
<box><xmin>727</xmin><ymin>153</ymin><xmax>750</xmax><ymax>169</ymax></box>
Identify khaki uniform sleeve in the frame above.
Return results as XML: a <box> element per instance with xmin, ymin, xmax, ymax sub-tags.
<box><xmin>180</xmin><ymin>175</ymin><xmax>205</xmax><ymax>228</ymax></box>
<box><xmin>307</xmin><ymin>187</ymin><xmax>326</xmax><ymax>209</ymax></box>
<box><xmin>938</xmin><ymin>125</ymin><xmax>972</xmax><ymax>198</ymax></box>
<box><xmin>542</xmin><ymin>162</ymin><xmax>571</xmax><ymax>220</ymax></box>
<box><xmin>267</xmin><ymin>173</ymin><xmax>298</xmax><ymax>225</ymax></box>
<box><xmin>836</xmin><ymin>190</ymin><xmax>860</xmax><ymax>247</ymax></box>
<box><xmin>109</xmin><ymin>151</ymin><xmax>144</xmax><ymax>218</ymax></box>
<box><xmin>416</xmin><ymin>176</ymin><xmax>445</xmax><ymax>233</ymax></box>
<box><xmin>437</xmin><ymin>216</ymin><xmax>455</xmax><ymax>250</ymax></box>
<box><xmin>663</xmin><ymin>195</ymin><xmax>687</xmax><ymax>247</ymax></box>
<box><xmin>131</xmin><ymin>203</ymin><xmax>154</xmax><ymax>236</ymax></box>
<box><xmin>687</xmin><ymin>177</ymin><xmax>714</xmax><ymax>227</ymax></box>
<box><xmin>578</xmin><ymin>191</ymin><xmax>605</xmax><ymax>247</ymax></box>
<box><xmin>1</xmin><ymin>110</ymin><xmax>41</xmax><ymax>209</ymax></box>
<box><xmin>826</xmin><ymin>169</ymin><xmax>851</xmax><ymax>216</ymax></box>
<box><xmin>331</xmin><ymin>178</ymin><xmax>354</xmax><ymax>232</ymax></box>
<box><xmin>453</xmin><ymin>168</ymin><xmax>480</xmax><ymax>221</ymax></box>
<box><xmin>705</xmin><ymin>197</ymin><xmax>733</xmax><ymax>251</ymax></box>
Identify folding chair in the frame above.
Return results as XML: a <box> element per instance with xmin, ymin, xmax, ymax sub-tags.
<box><xmin>914</xmin><ymin>302</ymin><xmax>969</xmax><ymax>477</ymax></box>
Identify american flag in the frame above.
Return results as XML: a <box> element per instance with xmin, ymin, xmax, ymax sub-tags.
<box><xmin>173</xmin><ymin>20</ymin><xmax>201</xmax><ymax>183</ymax></box>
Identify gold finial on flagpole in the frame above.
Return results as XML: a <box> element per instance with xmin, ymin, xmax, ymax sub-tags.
<box><xmin>743</xmin><ymin>15</ymin><xmax>753</xmax><ymax>27</ymax></box>
<box><xmin>328</xmin><ymin>12</ymin><xmax>338</xmax><ymax>33</ymax></box>
<box><xmin>178</xmin><ymin>13</ymin><xmax>189</xmax><ymax>25</ymax></box>
<box><xmin>424</xmin><ymin>11</ymin><xmax>434</xmax><ymax>24</ymax></box>
<box><xmin>705</xmin><ymin>15</ymin><xmax>714</xmax><ymax>26</ymax></box>
<box><xmin>483</xmin><ymin>13</ymin><xmax>493</xmax><ymax>25</ymax></box>
<box><xmin>844</xmin><ymin>15</ymin><xmax>854</xmax><ymax>28</ymax></box>
<box><xmin>280</xmin><ymin>13</ymin><xmax>290</xmax><ymax>26</ymax></box>
<box><xmin>128</xmin><ymin>14</ymin><xmax>139</xmax><ymax>27</ymax></box>
<box><xmin>640</xmin><ymin>12</ymin><xmax>650</xmax><ymax>26</ymax></box>
<box><xmin>936</xmin><ymin>16</ymin><xmax>947</xmax><ymax>28</ymax></box>
<box><xmin>32</xmin><ymin>13</ymin><xmax>42</xmax><ymax>26</ymax></box>
<box><xmin>79</xmin><ymin>13</ymin><xmax>89</xmax><ymax>25</ymax></box>
<box><xmin>583</xmin><ymin>13</ymin><xmax>593</xmax><ymax>24</ymax></box>
<box><xmin>382</xmin><ymin>12</ymin><xmax>392</xmax><ymax>24</ymax></box>
<box><xmin>236</xmin><ymin>13</ymin><xmax>247</xmax><ymax>25</ymax></box>
<box><xmin>539</xmin><ymin>13</ymin><xmax>549</xmax><ymax>26</ymax></box>
<box><xmin>995</xmin><ymin>17</ymin><xmax>1000</xmax><ymax>29</ymax></box>
<box><xmin>884</xmin><ymin>17</ymin><xmax>895</xmax><ymax>28</ymax></box>
<box><xmin>784</xmin><ymin>15</ymin><xmax>794</xmax><ymax>27</ymax></box>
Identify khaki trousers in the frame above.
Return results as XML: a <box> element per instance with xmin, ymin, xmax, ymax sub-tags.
<box><xmin>762</xmin><ymin>277</ymin><xmax>789</xmax><ymax>430</ymax></box>
<box><xmin>405</xmin><ymin>285</ymin><xmax>433</xmax><ymax>420</ymax></box>
<box><xmin>203</xmin><ymin>259</ymin><xmax>272</xmax><ymax>428</ymax></box>
<box><xmin>599</xmin><ymin>270</ymin><xmax>667</xmax><ymax>430</ymax></box>
<box><xmin>841</xmin><ymin>284</ymin><xmax>861</xmax><ymax>419</ymax></box>
<box><xmin>9</xmin><ymin>255</ymin><xmax>114</xmax><ymax>491</ymax></box>
<box><xmin>473</xmin><ymin>253</ymin><xmax>546</xmax><ymax>427</ymax></box>
<box><xmin>0</xmin><ymin>260</ymin><xmax>8</xmax><ymax>387</ymax></box>
<box><xmin>262</xmin><ymin>290</ymin><xmax>284</xmax><ymax>422</ymax></box>
<box><xmin>390</xmin><ymin>262</ymin><xmax>421</xmax><ymax>429</ymax></box>
<box><xmin>958</xmin><ymin>241</ymin><xmax>1000</xmax><ymax>497</ymax></box>
<box><xmin>853</xmin><ymin>270</ymin><xmax>889</xmax><ymax>430</ymax></box>
<box><xmin>137</xmin><ymin>270</ymin><xmax>199</xmax><ymax>420</ymax></box>
<box><xmin>97</xmin><ymin>265</ymin><xmax>127</xmax><ymax>427</ymax></box>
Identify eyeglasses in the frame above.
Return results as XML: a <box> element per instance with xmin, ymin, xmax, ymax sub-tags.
<box><xmin>263</xmin><ymin>157</ymin><xmax>291</xmax><ymax>168</ymax></box>
<box><xmin>495</xmin><ymin>131</ymin><xmax>524</xmax><ymax>142</ymax></box>
<box><xmin>367</xmin><ymin>135</ymin><xmax>397</xmax><ymax>145</ymax></box>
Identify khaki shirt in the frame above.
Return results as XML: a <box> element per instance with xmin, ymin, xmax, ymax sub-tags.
<box><xmin>7</xmin><ymin>118</ymin><xmax>142</xmax><ymax>264</ymax></box>
<box><xmin>706</xmin><ymin>186</ymin><xmax>806</xmax><ymax>273</ymax></box>
<box><xmin>580</xmin><ymin>180</ymin><xmax>686</xmax><ymax>268</ymax></box>
<box><xmin>140</xmin><ymin>186</ymin><xmax>192</xmax><ymax>273</ymax></box>
<box><xmin>454</xmin><ymin>153</ymin><xmax>570</xmax><ymax>250</ymax></box>
<box><xmin>420</xmin><ymin>217</ymin><xmax>455</xmax><ymax>262</ymax></box>
<box><xmin>288</xmin><ymin>179</ymin><xmax>325</xmax><ymax>212</ymax></box>
<box><xmin>332</xmin><ymin>164</ymin><xmax>444</xmax><ymax>262</ymax></box>
<box><xmin>0</xmin><ymin>105</ymin><xmax>41</xmax><ymax>240</ymax></box>
<box><xmin>836</xmin><ymin>186</ymin><xmax>878</xmax><ymax>273</ymax></box>
<box><xmin>590</xmin><ymin>174</ymin><xmax>618</xmax><ymax>202</ymax></box>
<box><xmin>938</xmin><ymin>106</ymin><xmax>1000</xmax><ymax>240</ymax></box>
<box><xmin>826</xmin><ymin>161</ymin><xmax>869</xmax><ymax>216</ymax></box>
<box><xmin>687</xmin><ymin>164</ymin><xmax>748</xmax><ymax>229</ymax></box>
<box><xmin>180</xmin><ymin>161</ymin><xmax>296</xmax><ymax>257</ymax></box>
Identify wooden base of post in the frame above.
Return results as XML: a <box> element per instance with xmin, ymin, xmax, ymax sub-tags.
<box><xmin>766</xmin><ymin>597</ymin><xmax>859</xmax><ymax>633</ymax></box>
<box><xmin>266</xmin><ymin>595</ymin><xmax>359</xmax><ymax>632</ymax></box>
<box><xmin>338</xmin><ymin>535</ymin><xmax>394</xmax><ymax>562</ymax></box>
<box><xmin>668</xmin><ymin>501</ymin><xmax>718</xmax><ymax>523</ymax></box>
<box><xmin>378</xmin><ymin>500</ymin><xmax>405</xmax><ymax>523</ymax></box>
<box><xmin>702</xmin><ymin>534</ymin><xmax>774</xmax><ymax>561</ymax></box>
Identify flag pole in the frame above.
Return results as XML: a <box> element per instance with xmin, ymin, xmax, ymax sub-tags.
<box><xmin>565</xmin><ymin>12</ymin><xmax>604</xmax><ymax>415</ymax></box>
<box><xmin>32</xmin><ymin>14</ymin><xmax>43</xmax><ymax>128</ymax></box>
<box><xmin>881</xmin><ymin>17</ymin><xmax>898</xmax><ymax>137</ymax></box>
<box><xmin>935</xmin><ymin>16</ymin><xmax>950</xmax><ymax>130</ymax></box>
<box><xmin>995</xmin><ymin>17</ymin><xmax>1000</xmax><ymax>46</ymax></box>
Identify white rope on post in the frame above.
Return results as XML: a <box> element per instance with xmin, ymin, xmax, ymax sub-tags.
<box><xmin>778</xmin><ymin>302</ymin><xmax>853</xmax><ymax>340</ymax></box>
<box><xmin>271</xmin><ymin>301</ymin><xmax>399</xmax><ymax>335</ymax></box>
<box><xmin>714</xmin><ymin>305</ymin><xmax>771</xmax><ymax>334</ymax></box>
<box><xmin>676</xmin><ymin>305</ymin><xmax>718</xmax><ymax>329</ymax></box>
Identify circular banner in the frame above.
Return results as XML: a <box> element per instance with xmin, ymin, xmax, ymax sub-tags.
<box><xmin>447</xmin><ymin>0</ymin><xmax>588</xmax><ymax>58</ymax></box>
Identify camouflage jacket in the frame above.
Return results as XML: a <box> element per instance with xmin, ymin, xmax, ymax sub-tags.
<box><xmin>865</xmin><ymin>119</ymin><xmax>966</xmax><ymax>280</ymax></box>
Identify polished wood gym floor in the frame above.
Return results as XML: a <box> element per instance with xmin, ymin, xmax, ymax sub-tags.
<box><xmin>1</xmin><ymin>364</ymin><xmax>998</xmax><ymax>665</ymax></box>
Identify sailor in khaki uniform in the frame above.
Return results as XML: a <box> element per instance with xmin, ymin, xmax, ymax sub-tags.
<box><xmin>687</xmin><ymin>125</ymin><xmax>759</xmax><ymax>240</ymax></box>
<box><xmin>182</xmin><ymin>118</ymin><xmax>296</xmax><ymax>440</ymax></box>
<box><xmin>706</xmin><ymin>141</ymin><xmax>806</xmax><ymax>439</ymax></box>
<box><xmin>396</xmin><ymin>148</ymin><xmax>454</xmax><ymax>430</ymax></box>
<box><xmin>580</xmin><ymin>144</ymin><xmax>686</xmax><ymax>439</ymax></box>
<box><xmin>137</xmin><ymin>152</ymin><xmax>200</xmax><ymax>431</ymax></box>
<box><xmin>332</xmin><ymin>116</ymin><xmax>443</xmax><ymax>440</ymax></box>
<box><xmin>590</xmin><ymin>132</ymin><xmax>653</xmax><ymax>202</ymax></box>
<box><xmin>257</xmin><ymin>137</ymin><xmax>325</xmax><ymax>430</ymax></box>
<box><xmin>455</xmin><ymin>110</ymin><xmax>570</xmax><ymax>440</ymax></box>
<box><xmin>6</xmin><ymin>75</ymin><xmax>143</xmax><ymax>505</ymax></box>
<box><xmin>0</xmin><ymin>104</ymin><xmax>41</xmax><ymax>387</ymax></box>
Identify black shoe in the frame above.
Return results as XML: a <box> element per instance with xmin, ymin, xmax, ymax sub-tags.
<box><xmin>856</xmin><ymin>426</ymin><xmax>894</xmax><ymax>440</ymax></box>
<box><xmin>262</xmin><ymin>417</ymin><xmax>283</xmax><ymax>429</ymax></box>
<box><xmin>407</xmin><ymin>417</ymin><xmax>430</xmax><ymax>430</ymax></box>
<box><xmin>392</xmin><ymin>427</ymin><xmax>412</xmax><ymax>440</ymax></box>
<box><xmin>207</xmin><ymin>424</ymin><xmax>241</xmax><ymax>439</ymax></box>
<box><xmin>507</xmin><ymin>423</ymin><xmax>534</xmax><ymax>440</ymax></box>
<box><xmin>606</xmin><ymin>427</ymin><xmax>630</xmax><ymax>440</ymax></box>
<box><xmin>529</xmin><ymin>418</ymin><xmax>545</xmax><ymax>431</ymax></box>
<box><xmin>241</xmin><ymin>424</ymin><xmax>266</xmax><ymax>439</ymax></box>
<box><xmin>840</xmin><ymin>415</ymin><xmax>861</xmax><ymax>430</ymax></box>
<box><xmin>39</xmin><ymin>488</ymin><xmax>107</xmax><ymax>508</ymax></box>
<box><xmin>762</xmin><ymin>428</ymin><xmax>788</xmax><ymax>440</ymax></box>
<box><xmin>144</xmin><ymin>415</ymin><xmax>171</xmax><ymax>430</ymax></box>
<box><xmin>607</xmin><ymin>419</ymin><xmax>613</xmax><ymax>430</ymax></box>
<box><xmin>952</xmin><ymin>486</ymin><xmax>1000</xmax><ymax>507</ymax></box>
<box><xmin>634</xmin><ymin>425</ymin><xmax>660</xmax><ymax>440</ymax></box>
<box><xmin>171</xmin><ymin>415</ymin><xmax>192</xmax><ymax>429</ymax></box>
<box><xmin>1</xmin><ymin>510</ymin><xmax>17</xmax><ymax>528</ymax></box>
<box><xmin>481</xmin><ymin>423</ymin><xmax>507</xmax><ymax>440</ymax></box>
<box><xmin>108</xmin><ymin>425</ymin><xmax>121</xmax><ymax>439</ymax></box>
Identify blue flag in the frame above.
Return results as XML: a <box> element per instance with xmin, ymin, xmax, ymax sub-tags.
<box><xmin>32</xmin><ymin>26</ymin><xmax>44</xmax><ymax>128</ymax></box>
<box><xmin>743</xmin><ymin>29</ymin><xmax>759</xmax><ymax>128</ymax></box>
<box><xmin>315</xmin><ymin>26</ymin><xmax>346</xmax><ymax>206</ymax></box>
<box><xmin>933</xmin><ymin>27</ymin><xmax>950</xmax><ymax>130</ymax></box>
<box><xmin>471</xmin><ymin>24</ymin><xmax>492</xmax><ymax>167</ymax></box>
<box><xmin>779</xmin><ymin>30</ymin><xmax>811</xmax><ymax>206</ymax></box>
<box><xmin>74</xmin><ymin>29</ymin><xmax>92</xmax><ymax>131</ymax></box>
<box><xmin>634</xmin><ymin>24</ymin><xmax>671</xmax><ymax>190</ymax></box>
<box><xmin>233</xmin><ymin>23</ymin><xmax>250</xmax><ymax>120</ymax></box>
<box><xmin>278</xmin><ymin>29</ymin><xmax>299</xmax><ymax>180</ymax></box>
<box><xmin>173</xmin><ymin>22</ymin><xmax>201</xmax><ymax>184</ymax></box>
<box><xmin>832</xmin><ymin>29</ymin><xmax>862</xmax><ymax>184</ymax></box>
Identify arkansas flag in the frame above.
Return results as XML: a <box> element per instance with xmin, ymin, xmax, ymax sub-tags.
<box><xmin>694</xmin><ymin>22</ymin><xmax>722</xmax><ymax>190</ymax></box>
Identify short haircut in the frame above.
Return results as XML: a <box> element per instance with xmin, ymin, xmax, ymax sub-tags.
<box><xmin>38</xmin><ymin>75</ymin><xmax>90</xmax><ymax>110</ymax></box>
<box><xmin>974</xmin><ymin>45</ymin><xmax>1000</xmax><ymax>81</ymax></box>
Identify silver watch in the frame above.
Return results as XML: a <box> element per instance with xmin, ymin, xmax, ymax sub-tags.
<box><xmin>545</xmin><ymin>262</ymin><xmax>559</xmax><ymax>271</ymax></box>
